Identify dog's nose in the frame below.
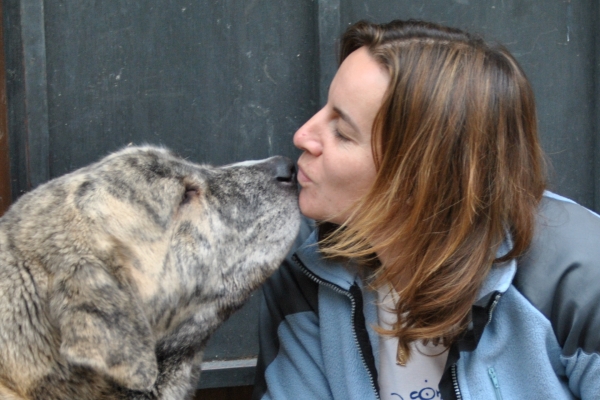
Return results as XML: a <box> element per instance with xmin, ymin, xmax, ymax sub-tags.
<box><xmin>270</xmin><ymin>156</ymin><xmax>296</xmax><ymax>186</ymax></box>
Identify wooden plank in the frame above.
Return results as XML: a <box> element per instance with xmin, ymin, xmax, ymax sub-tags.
<box><xmin>595</xmin><ymin>1</ymin><xmax>600</xmax><ymax>213</ymax></box>
<box><xmin>20</xmin><ymin>0</ymin><xmax>49</xmax><ymax>189</ymax></box>
<box><xmin>0</xmin><ymin>0</ymin><xmax>12</xmax><ymax>215</ymax></box>
<box><xmin>193</xmin><ymin>385</ymin><xmax>253</xmax><ymax>400</ymax></box>
<box><xmin>197</xmin><ymin>358</ymin><xmax>256</xmax><ymax>389</ymax></box>
<box><xmin>318</xmin><ymin>0</ymin><xmax>340</xmax><ymax>106</ymax></box>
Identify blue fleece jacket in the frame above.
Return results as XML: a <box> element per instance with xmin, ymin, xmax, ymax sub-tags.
<box><xmin>253</xmin><ymin>192</ymin><xmax>600</xmax><ymax>399</ymax></box>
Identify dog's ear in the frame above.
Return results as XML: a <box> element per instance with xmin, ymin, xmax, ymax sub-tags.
<box><xmin>52</xmin><ymin>259</ymin><xmax>158</xmax><ymax>391</ymax></box>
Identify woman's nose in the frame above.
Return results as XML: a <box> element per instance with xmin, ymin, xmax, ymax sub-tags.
<box><xmin>293</xmin><ymin>109</ymin><xmax>325</xmax><ymax>156</ymax></box>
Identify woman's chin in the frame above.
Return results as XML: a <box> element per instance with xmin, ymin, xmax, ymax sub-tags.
<box><xmin>298</xmin><ymin>192</ymin><xmax>350</xmax><ymax>224</ymax></box>
<box><xmin>298</xmin><ymin>204</ymin><xmax>320</xmax><ymax>221</ymax></box>
<box><xmin>298</xmin><ymin>195</ymin><xmax>323</xmax><ymax>221</ymax></box>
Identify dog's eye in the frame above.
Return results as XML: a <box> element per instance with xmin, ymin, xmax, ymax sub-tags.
<box><xmin>182</xmin><ymin>187</ymin><xmax>199</xmax><ymax>204</ymax></box>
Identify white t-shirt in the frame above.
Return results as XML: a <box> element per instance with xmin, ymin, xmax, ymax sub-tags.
<box><xmin>377</xmin><ymin>286</ymin><xmax>449</xmax><ymax>400</ymax></box>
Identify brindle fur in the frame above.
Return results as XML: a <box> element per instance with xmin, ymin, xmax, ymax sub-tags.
<box><xmin>0</xmin><ymin>146</ymin><xmax>300</xmax><ymax>399</ymax></box>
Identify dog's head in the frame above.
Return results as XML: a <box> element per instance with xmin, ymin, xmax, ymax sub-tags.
<box><xmin>39</xmin><ymin>146</ymin><xmax>300</xmax><ymax>391</ymax></box>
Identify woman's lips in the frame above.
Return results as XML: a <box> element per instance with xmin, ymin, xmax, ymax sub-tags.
<box><xmin>297</xmin><ymin>166</ymin><xmax>312</xmax><ymax>185</ymax></box>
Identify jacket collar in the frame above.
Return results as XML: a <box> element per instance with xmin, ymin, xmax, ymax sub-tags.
<box><xmin>295</xmin><ymin>229</ymin><xmax>360</xmax><ymax>291</ymax></box>
<box><xmin>296</xmin><ymin>227</ymin><xmax>517</xmax><ymax>300</ymax></box>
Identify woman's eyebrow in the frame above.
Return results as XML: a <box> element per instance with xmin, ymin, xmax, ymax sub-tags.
<box><xmin>333</xmin><ymin>106</ymin><xmax>361</xmax><ymax>133</ymax></box>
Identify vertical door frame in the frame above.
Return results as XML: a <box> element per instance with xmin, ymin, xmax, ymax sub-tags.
<box><xmin>0</xmin><ymin>0</ymin><xmax>12</xmax><ymax>215</ymax></box>
<box><xmin>594</xmin><ymin>2</ymin><xmax>600</xmax><ymax>212</ymax></box>
<box><xmin>317</xmin><ymin>0</ymin><xmax>340</xmax><ymax>107</ymax></box>
<box><xmin>3</xmin><ymin>0</ymin><xmax>49</xmax><ymax>201</ymax></box>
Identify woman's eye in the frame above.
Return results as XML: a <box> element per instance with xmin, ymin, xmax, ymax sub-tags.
<box><xmin>334</xmin><ymin>129</ymin><xmax>350</xmax><ymax>142</ymax></box>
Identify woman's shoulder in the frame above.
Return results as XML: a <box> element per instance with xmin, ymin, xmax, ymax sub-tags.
<box><xmin>515</xmin><ymin>191</ymin><xmax>600</xmax><ymax>294</ymax></box>
<box><xmin>513</xmin><ymin>191</ymin><xmax>600</xmax><ymax>354</ymax></box>
<box><xmin>523</xmin><ymin>191</ymin><xmax>600</xmax><ymax>269</ymax></box>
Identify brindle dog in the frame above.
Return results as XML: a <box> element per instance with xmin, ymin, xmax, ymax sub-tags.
<box><xmin>0</xmin><ymin>146</ymin><xmax>300</xmax><ymax>399</ymax></box>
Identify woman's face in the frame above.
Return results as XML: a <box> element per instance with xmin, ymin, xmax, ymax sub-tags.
<box><xmin>294</xmin><ymin>47</ymin><xmax>390</xmax><ymax>224</ymax></box>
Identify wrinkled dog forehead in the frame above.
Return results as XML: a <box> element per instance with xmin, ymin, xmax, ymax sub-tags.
<box><xmin>95</xmin><ymin>146</ymin><xmax>298</xmax><ymax>211</ymax></box>
<box><xmin>79</xmin><ymin>147</ymin><xmax>299</xmax><ymax>246</ymax></box>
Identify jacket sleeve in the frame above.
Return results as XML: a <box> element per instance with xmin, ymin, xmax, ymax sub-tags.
<box><xmin>252</xmin><ymin>218</ymin><xmax>334</xmax><ymax>400</ymax></box>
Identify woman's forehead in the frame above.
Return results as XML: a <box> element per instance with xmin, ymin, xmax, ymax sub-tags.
<box><xmin>328</xmin><ymin>47</ymin><xmax>389</xmax><ymax>133</ymax></box>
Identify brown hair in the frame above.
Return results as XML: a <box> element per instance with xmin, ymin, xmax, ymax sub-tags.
<box><xmin>319</xmin><ymin>20</ymin><xmax>546</xmax><ymax>360</ymax></box>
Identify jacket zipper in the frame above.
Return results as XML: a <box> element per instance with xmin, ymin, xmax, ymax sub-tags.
<box><xmin>451</xmin><ymin>363</ymin><xmax>462</xmax><ymax>400</ymax></box>
<box><xmin>486</xmin><ymin>294</ymin><xmax>504</xmax><ymax>400</ymax></box>
<box><xmin>488</xmin><ymin>367</ymin><xmax>503</xmax><ymax>400</ymax></box>
<box><xmin>486</xmin><ymin>292</ymin><xmax>502</xmax><ymax>325</ymax></box>
<box><xmin>450</xmin><ymin>292</ymin><xmax>502</xmax><ymax>400</ymax></box>
<box><xmin>450</xmin><ymin>292</ymin><xmax>503</xmax><ymax>400</ymax></box>
<box><xmin>293</xmin><ymin>255</ymin><xmax>380</xmax><ymax>399</ymax></box>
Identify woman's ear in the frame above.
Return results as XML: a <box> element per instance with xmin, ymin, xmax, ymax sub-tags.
<box><xmin>52</xmin><ymin>259</ymin><xmax>158</xmax><ymax>391</ymax></box>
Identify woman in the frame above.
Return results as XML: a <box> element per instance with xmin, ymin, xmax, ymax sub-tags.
<box><xmin>253</xmin><ymin>20</ymin><xmax>600</xmax><ymax>400</ymax></box>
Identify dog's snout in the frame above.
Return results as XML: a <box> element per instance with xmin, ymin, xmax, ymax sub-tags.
<box><xmin>270</xmin><ymin>156</ymin><xmax>296</xmax><ymax>186</ymax></box>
